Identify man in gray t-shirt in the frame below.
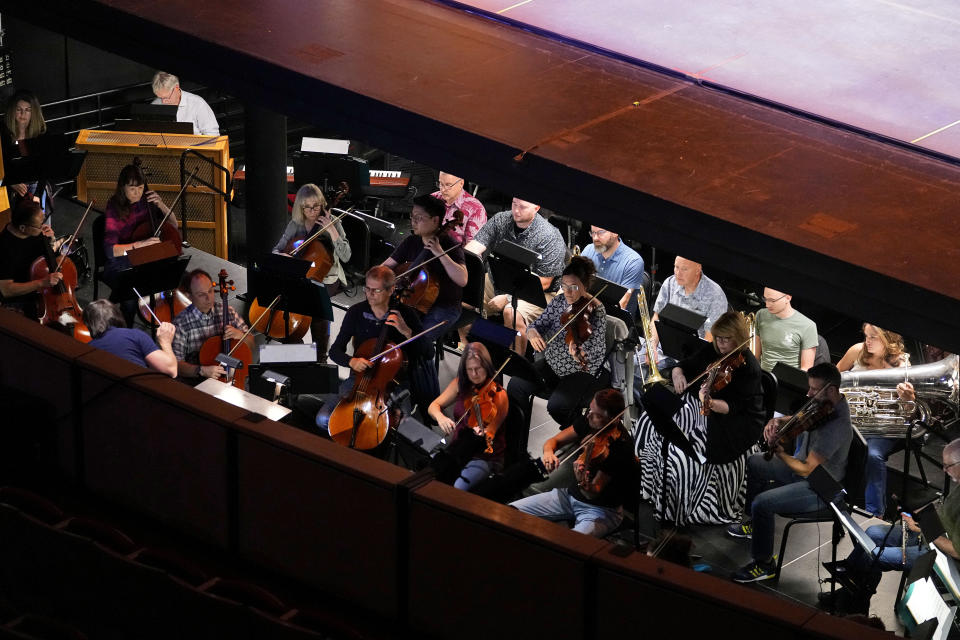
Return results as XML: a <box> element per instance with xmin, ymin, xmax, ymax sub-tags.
<box><xmin>727</xmin><ymin>363</ymin><xmax>852</xmax><ymax>584</ymax></box>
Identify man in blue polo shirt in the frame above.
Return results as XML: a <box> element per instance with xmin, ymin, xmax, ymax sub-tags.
<box><xmin>579</xmin><ymin>226</ymin><xmax>645</xmax><ymax>316</ymax></box>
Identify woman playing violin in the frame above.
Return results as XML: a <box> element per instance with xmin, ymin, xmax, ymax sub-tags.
<box><xmin>636</xmin><ymin>311</ymin><xmax>765</xmax><ymax>525</ymax></box>
<box><xmin>510</xmin><ymin>389</ymin><xmax>637</xmax><ymax>538</ymax></box>
<box><xmin>382</xmin><ymin>194</ymin><xmax>467</xmax><ymax>346</ymax></box>
<box><xmin>507</xmin><ymin>256</ymin><xmax>607</xmax><ymax>429</ymax></box>
<box><xmin>272</xmin><ymin>183</ymin><xmax>351</xmax><ymax>360</ymax></box>
<box><xmin>103</xmin><ymin>163</ymin><xmax>177</xmax><ymax>286</ymax></box>
<box><xmin>0</xmin><ymin>199</ymin><xmax>62</xmax><ymax>320</ymax></box>
<box><xmin>427</xmin><ymin>342</ymin><xmax>509</xmax><ymax>491</ymax></box>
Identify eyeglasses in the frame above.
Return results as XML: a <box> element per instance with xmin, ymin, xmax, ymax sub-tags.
<box><xmin>588</xmin><ymin>230</ymin><xmax>610</xmax><ymax>237</ymax></box>
<box><xmin>437</xmin><ymin>179</ymin><xmax>462</xmax><ymax>191</ymax></box>
<box><xmin>302</xmin><ymin>203</ymin><xmax>323</xmax><ymax>211</ymax></box>
<box><xmin>763</xmin><ymin>294</ymin><xmax>787</xmax><ymax>305</ymax></box>
<box><xmin>410</xmin><ymin>213</ymin><xmax>433</xmax><ymax>223</ymax></box>
<box><xmin>363</xmin><ymin>285</ymin><xmax>391</xmax><ymax>295</ymax></box>
<box><xmin>714</xmin><ymin>336</ymin><xmax>735</xmax><ymax>343</ymax></box>
<box><xmin>560</xmin><ymin>283</ymin><xmax>581</xmax><ymax>292</ymax></box>
<box><xmin>157</xmin><ymin>86</ymin><xmax>178</xmax><ymax>103</ymax></box>
<box><xmin>944</xmin><ymin>461</ymin><xmax>960</xmax><ymax>471</ymax></box>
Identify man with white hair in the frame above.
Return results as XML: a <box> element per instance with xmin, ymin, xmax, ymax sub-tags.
<box><xmin>151</xmin><ymin>71</ymin><xmax>220</xmax><ymax>136</ymax></box>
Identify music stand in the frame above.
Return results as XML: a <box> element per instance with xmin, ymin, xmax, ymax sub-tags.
<box><xmin>771</xmin><ymin>362</ymin><xmax>809</xmax><ymax>415</ymax></box>
<box><xmin>641</xmin><ymin>383</ymin><xmax>702</xmax><ymax>525</ymax></box>
<box><xmin>592</xmin><ymin>276</ymin><xmax>633</xmax><ymax>326</ymax></box>
<box><xmin>109</xmin><ymin>255</ymin><xmax>190</xmax><ymax>335</ymax></box>
<box><xmin>4</xmin><ymin>134</ymin><xmax>86</xmax><ymax>217</ymax></box>
<box><xmin>487</xmin><ymin>240</ymin><xmax>547</xmax><ymax>339</ymax></box>
<box><xmin>248</xmin><ymin>253</ymin><xmax>316</xmax><ymax>341</ymax></box>
<box><xmin>466</xmin><ymin>317</ymin><xmax>545</xmax><ymax>388</ymax></box>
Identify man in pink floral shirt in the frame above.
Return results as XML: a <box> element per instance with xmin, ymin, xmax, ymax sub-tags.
<box><xmin>431</xmin><ymin>171</ymin><xmax>487</xmax><ymax>244</ymax></box>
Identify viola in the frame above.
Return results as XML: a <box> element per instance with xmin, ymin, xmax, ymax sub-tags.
<box><xmin>393</xmin><ymin>209</ymin><xmax>463</xmax><ymax>315</ymax></box>
<box><xmin>198</xmin><ymin>270</ymin><xmax>253</xmax><ymax>389</ymax></box>
<box><xmin>701</xmin><ymin>350</ymin><xmax>746</xmax><ymax>416</ymax></box>
<box><xmin>573</xmin><ymin>418</ymin><xmax>625</xmax><ymax>499</ymax></box>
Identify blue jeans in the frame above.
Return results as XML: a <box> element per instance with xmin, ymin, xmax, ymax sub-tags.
<box><xmin>846</xmin><ymin>523</ymin><xmax>923</xmax><ymax>593</ymax></box>
<box><xmin>455</xmin><ymin>458</ymin><xmax>492</xmax><ymax>491</ymax></box>
<box><xmin>864</xmin><ymin>437</ymin><xmax>904</xmax><ymax>517</ymax></box>
<box><xmin>744</xmin><ymin>453</ymin><xmax>825</xmax><ymax>562</ymax></box>
<box><xmin>511</xmin><ymin>488</ymin><xmax>623</xmax><ymax>537</ymax></box>
<box><xmin>421</xmin><ymin>305</ymin><xmax>461</xmax><ymax>357</ymax></box>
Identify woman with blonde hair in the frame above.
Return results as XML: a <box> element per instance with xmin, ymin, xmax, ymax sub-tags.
<box><xmin>272</xmin><ymin>183</ymin><xmax>351</xmax><ymax>361</ymax></box>
<box><xmin>2</xmin><ymin>90</ymin><xmax>52</xmax><ymax>215</ymax></box>
<box><xmin>837</xmin><ymin>323</ymin><xmax>915</xmax><ymax>518</ymax></box>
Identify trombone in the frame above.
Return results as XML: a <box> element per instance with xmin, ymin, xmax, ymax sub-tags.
<box><xmin>636</xmin><ymin>289</ymin><xmax>667</xmax><ymax>388</ymax></box>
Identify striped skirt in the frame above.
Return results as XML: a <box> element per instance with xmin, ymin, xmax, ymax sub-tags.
<box><xmin>634</xmin><ymin>397</ymin><xmax>755</xmax><ymax>526</ymax></box>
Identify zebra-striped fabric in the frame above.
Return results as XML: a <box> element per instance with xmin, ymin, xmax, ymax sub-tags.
<box><xmin>635</xmin><ymin>396</ymin><xmax>756</xmax><ymax>525</ymax></box>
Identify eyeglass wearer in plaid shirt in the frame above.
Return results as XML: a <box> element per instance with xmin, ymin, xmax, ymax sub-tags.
<box><xmin>171</xmin><ymin>300</ymin><xmax>249</xmax><ymax>364</ymax></box>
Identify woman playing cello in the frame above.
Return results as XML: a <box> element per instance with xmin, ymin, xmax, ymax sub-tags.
<box><xmin>271</xmin><ymin>183</ymin><xmax>350</xmax><ymax>361</ymax></box>
<box><xmin>427</xmin><ymin>342</ymin><xmax>509</xmax><ymax>491</ymax></box>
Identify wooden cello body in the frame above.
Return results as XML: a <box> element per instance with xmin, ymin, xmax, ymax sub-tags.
<box><xmin>198</xmin><ymin>270</ymin><xmax>253</xmax><ymax>389</ymax></box>
<box><xmin>327</xmin><ymin>304</ymin><xmax>404</xmax><ymax>450</ymax></box>
<box><xmin>31</xmin><ymin>239</ymin><xmax>91</xmax><ymax>343</ymax></box>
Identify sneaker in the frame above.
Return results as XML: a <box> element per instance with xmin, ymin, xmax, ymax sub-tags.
<box><xmin>732</xmin><ymin>559</ymin><xmax>776</xmax><ymax>583</ymax></box>
<box><xmin>726</xmin><ymin>522</ymin><xmax>753</xmax><ymax>539</ymax></box>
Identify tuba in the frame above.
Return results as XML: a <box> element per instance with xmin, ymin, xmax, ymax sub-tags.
<box><xmin>636</xmin><ymin>289</ymin><xmax>667</xmax><ymax>387</ymax></box>
<box><xmin>840</xmin><ymin>354</ymin><xmax>959</xmax><ymax>438</ymax></box>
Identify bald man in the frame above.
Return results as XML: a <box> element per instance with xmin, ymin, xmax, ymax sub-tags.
<box><xmin>648</xmin><ymin>256</ymin><xmax>728</xmax><ymax>356</ymax></box>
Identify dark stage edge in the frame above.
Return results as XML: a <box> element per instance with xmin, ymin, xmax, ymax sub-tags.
<box><xmin>4</xmin><ymin>0</ymin><xmax>960</xmax><ymax>353</ymax></box>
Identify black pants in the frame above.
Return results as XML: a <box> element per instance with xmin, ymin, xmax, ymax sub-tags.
<box><xmin>506</xmin><ymin>358</ymin><xmax>602</xmax><ymax>429</ymax></box>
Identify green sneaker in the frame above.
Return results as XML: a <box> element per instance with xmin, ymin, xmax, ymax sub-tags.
<box><xmin>726</xmin><ymin>522</ymin><xmax>753</xmax><ymax>539</ymax></box>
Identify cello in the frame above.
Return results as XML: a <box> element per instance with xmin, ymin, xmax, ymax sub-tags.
<box><xmin>31</xmin><ymin>201</ymin><xmax>94</xmax><ymax>342</ymax></box>
<box><xmin>198</xmin><ymin>270</ymin><xmax>254</xmax><ymax>389</ymax></box>
<box><xmin>247</xmin><ymin>201</ymin><xmax>351</xmax><ymax>341</ymax></box>
<box><xmin>392</xmin><ymin>209</ymin><xmax>463</xmax><ymax>314</ymax></box>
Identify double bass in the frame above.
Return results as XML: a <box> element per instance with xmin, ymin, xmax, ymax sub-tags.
<box><xmin>198</xmin><ymin>270</ymin><xmax>253</xmax><ymax>389</ymax></box>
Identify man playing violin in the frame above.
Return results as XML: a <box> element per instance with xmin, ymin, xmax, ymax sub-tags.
<box><xmin>382</xmin><ymin>194</ymin><xmax>467</xmax><ymax>347</ymax></box>
<box><xmin>427</xmin><ymin>342</ymin><xmax>508</xmax><ymax>491</ymax></box>
<box><xmin>0</xmin><ymin>199</ymin><xmax>63</xmax><ymax>320</ymax></box>
<box><xmin>172</xmin><ymin>269</ymin><xmax>255</xmax><ymax>382</ymax></box>
<box><xmin>316</xmin><ymin>266</ymin><xmax>432</xmax><ymax>433</ymax></box>
<box><xmin>510</xmin><ymin>388</ymin><xmax>638</xmax><ymax>538</ymax></box>
<box><xmin>728</xmin><ymin>363</ymin><xmax>852</xmax><ymax>583</ymax></box>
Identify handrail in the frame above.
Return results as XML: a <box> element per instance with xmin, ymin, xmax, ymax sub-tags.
<box><xmin>179</xmin><ymin>148</ymin><xmax>233</xmax><ymax>247</ymax></box>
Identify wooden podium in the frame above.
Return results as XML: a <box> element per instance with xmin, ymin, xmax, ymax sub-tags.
<box><xmin>75</xmin><ymin>129</ymin><xmax>232</xmax><ymax>258</ymax></box>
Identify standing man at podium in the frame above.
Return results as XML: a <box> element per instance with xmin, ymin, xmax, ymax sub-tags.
<box><xmin>151</xmin><ymin>72</ymin><xmax>220</xmax><ymax>136</ymax></box>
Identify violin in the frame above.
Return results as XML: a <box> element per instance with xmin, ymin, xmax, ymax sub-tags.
<box><xmin>197</xmin><ymin>270</ymin><xmax>253</xmax><ymax>389</ymax></box>
<box><xmin>31</xmin><ymin>201</ymin><xmax>94</xmax><ymax>342</ymax></box>
<box><xmin>560</xmin><ymin>298</ymin><xmax>596</xmax><ymax>371</ymax></box>
<box><xmin>700</xmin><ymin>349</ymin><xmax>747</xmax><ymax>416</ymax></box>
<box><xmin>761</xmin><ymin>385</ymin><xmax>834</xmax><ymax>460</ymax></box>
<box><xmin>575</xmin><ymin>423</ymin><xmax>623</xmax><ymax>497</ymax></box>
<box><xmin>393</xmin><ymin>209</ymin><xmax>463</xmax><ymax>314</ymax></box>
<box><xmin>464</xmin><ymin>377</ymin><xmax>504</xmax><ymax>454</ymax></box>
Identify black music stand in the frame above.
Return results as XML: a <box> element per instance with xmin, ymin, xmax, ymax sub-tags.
<box><xmin>641</xmin><ymin>383</ymin><xmax>702</xmax><ymax>526</ymax></box>
<box><xmin>108</xmin><ymin>255</ymin><xmax>190</xmax><ymax>329</ymax></box>
<box><xmin>487</xmin><ymin>240</ymin><xmax>547</xmax><ymax>339</ymax></box>
<box><xmin>655</xmin><ymin>303</ymin><xmax>708</xmax><ymax>362</ymax></box>
<box><xmin>771</xmin><ymin>362</ymin><xmax>809</xmax><ymax>414</ymax></box>
<box><xmin>591</xmin><ymin>276</ymin><xmax>633</xmax><ymax>326</ymax></box>
<box><xmin>4</xmin><ymin>134</ymin><xmax>86</xmax><ymax>219</ymax></box>
<box><xmin>248</xmin><ymin>253</ymin><xmax>317</xmax><ymax>341</ymax></box>
<box><xmin>466</xmin><ymin>317</ymin><xmax>545</xmax><ymax>388</ymax></box>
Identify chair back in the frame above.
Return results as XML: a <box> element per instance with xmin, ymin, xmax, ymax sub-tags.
<box><xmin>760</xmin><ymin>370</ymin><xmax>778</xmax><ymax>422</ymax></box>
<box><xmin>502</xmin><ymin>400</ymin><xmax>529</xmax><ymax>468</ymax></box>
<box><xmin>815</xmin><ymin>334</ymin><xmax>831</xmax><ymax>365</ymax></box>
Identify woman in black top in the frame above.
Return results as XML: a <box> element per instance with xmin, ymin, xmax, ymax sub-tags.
<box><xmin>636</xmin><ymin>311</ymin><xmax>765</xmax><ymax>525</ymax></box>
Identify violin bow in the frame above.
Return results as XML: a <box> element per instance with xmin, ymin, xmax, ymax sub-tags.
<box><xmin>367</xmin><ymin>321</ymin><xmax>448</xmax><ymax>363</ymax></box>
<box><xmin>226</xmin><ymin>295</ymin><xmax>282</xmax><ymax>358</ymax></box>
<box><xmin>289</xmin><ymin>207</ymin><xmax>354</xmax><ymax>257</ymax></box>
<box><xmin>132</xmin><ymin>287</ymin><xmax>163</xmax><ymax>326</ymax></box>
<box><xmin>556</xmin><ymin>407</ymin><xmax>627</xmax><ymax>467</ymax></box>
<box><xmin>546</xmin><ymin>284</ymin><xmax>608</xmax><ymax>345</ymax></box>
<box><xmin>650</xmin><ymin>529</ymin><xmax>678</xmax><ymax>558</ymax></box>
<box><xmin>152</xmin><ymin>166</ymin><xmax>199</xmax><ymax>237</ymax></box>
<box><xmin>54</xmin><ymin>200</ymin><xmax>94</xmax><ymax>273</ymax></box>
<box><xmin>394</xmin><ymin>242</ymin><xmax>463</xmax><ymax>280</ymax></box>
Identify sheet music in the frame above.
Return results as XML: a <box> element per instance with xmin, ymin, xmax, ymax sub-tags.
<box><xmin>932</xmin><ymin>544</ymin><xmax>960</xmax><ymax>604</ymax></box>
<box><xmin>301</xmin><ymin>137</ymin><xmax>350</xmax><ymax>154</ymax></box>
<box><xmin>904</xmin><ymin>578</ymin><xmax>955</xmax><ymax>640</ymax></box>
